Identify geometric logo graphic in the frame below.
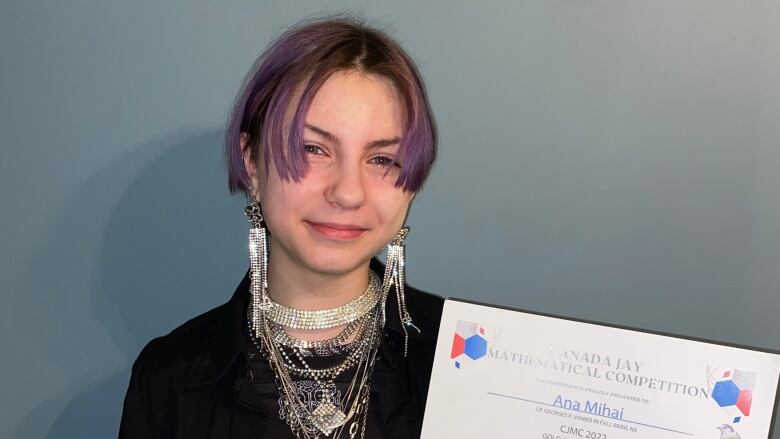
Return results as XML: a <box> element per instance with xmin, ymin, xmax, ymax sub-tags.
<box><xmin>712</xmin><ymin>369</ymin><xmax>757</xmax><ymax>424</ymax></box>
<box><xmin>450</xmin><ymin>320</ymin><xmax>487</xmax><ymax>369</ymax></box>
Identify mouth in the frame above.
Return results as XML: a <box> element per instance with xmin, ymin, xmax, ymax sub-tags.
<box><xmin>305</xmin><ymin>221</ymin><xmax>369</xmax><ymax>240</ymax></box>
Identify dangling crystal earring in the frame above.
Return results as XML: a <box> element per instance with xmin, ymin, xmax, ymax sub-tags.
<box><xmin>382</xmin><ymin>226</ymin><xmax>420</xmax><ymax>357</ymax></box>
<box><xmin>244</xmin><ymin>200</ymin><xmax>270</xmax><ymax>339</ymax></box>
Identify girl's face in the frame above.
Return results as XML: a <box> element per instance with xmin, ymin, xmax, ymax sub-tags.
<box><xmin>244</xmin><ymin>70</ymin><xmax>414</xmax><ymax>277</ymax></box>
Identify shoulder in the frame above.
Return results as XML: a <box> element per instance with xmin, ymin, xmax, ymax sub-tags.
<box><xmin>387</xmin><ymin>285</ymin><xmax>444</xmax><ymax>422</ymax></box>
<box><xmin>138</xmin><ymin>302</ymin><xmax>226</xmax><ymax>358</ymax></box>
<box><xmin>120</xmin><ymin>302</ymin><xmax>232</xmax><ymax>435</ymax></box>
<box><xmin>369</xmin><ymin>257</ymin><xmax>444</xmax><ymax>339</ymax></box>
<box><xmin>405</xmin><ymin>285</ymin><xmax>444</xmax><ymax>340</ymax></box>
<box><xmin>128</xmin><ymin>301</ymin><xmax>228</xmax><ymax>386</ymax></box>
<box><xmin>122</xmin><ymin>301</ymin><xmax>233</xmax><ymax>401</ymax></box>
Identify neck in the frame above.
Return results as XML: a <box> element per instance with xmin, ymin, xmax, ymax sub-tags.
<box><xmin>265</xmin><ymin>243</ymin><xmax>374</xmax><ymax>342</ymax></box>
<box><xmin>266</xmin><ymin>245</ymin><xmax>371</xmax><ymax>313</ymax></box>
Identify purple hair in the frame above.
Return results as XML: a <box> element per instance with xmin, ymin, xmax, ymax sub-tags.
<box><xmin>225</xmin><ymin>16</ymin><xmax>437</xmax><ymax>195</ymax></box>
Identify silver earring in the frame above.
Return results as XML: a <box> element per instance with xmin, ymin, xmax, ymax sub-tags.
<box><xmin>244</xmin><ymin>201</ymin><xmax>270</xmax><ymax>339</ymax></box>
<box><xmin>382</xmin><ymin>226</ymin><xmax>419</xmax><ymax>357</ymax></box>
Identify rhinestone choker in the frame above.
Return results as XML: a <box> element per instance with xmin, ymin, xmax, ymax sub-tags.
<box><xmin>263</xmin><ymin>270</ymin><xmax>381</xmax><ymax>330</ymax></box>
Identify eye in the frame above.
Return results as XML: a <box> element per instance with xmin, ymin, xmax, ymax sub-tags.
<box><xmin>304</xmin><ymin>144</ymin><xmax>326</xmax><ymax>156</ymax></box>
<box><xmin>369</xmin><ymin>155</ymin><xmax>401</xmax><ymax>168</ymax></box>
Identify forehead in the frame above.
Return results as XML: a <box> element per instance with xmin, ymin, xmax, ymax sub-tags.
<box><xmin>305</xmin><ymin>70</ymin><xmax>405</xmax><ymax>140</ymax></box>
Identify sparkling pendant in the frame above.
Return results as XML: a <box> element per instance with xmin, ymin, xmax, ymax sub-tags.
<box><xmin>310</xmin><ymin>401</ymin><xmax>347</xmax><ymax>436</ymax></box>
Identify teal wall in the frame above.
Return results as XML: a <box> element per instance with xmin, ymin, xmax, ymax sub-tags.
<box><xmin>2</xmin><ymin>1</ymin><xmax>778</xmax><ymax>437</ymax></box>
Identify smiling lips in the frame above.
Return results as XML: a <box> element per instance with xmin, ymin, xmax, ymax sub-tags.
<box><xmin>306</xmin><ymin>221</ymin><xmax>368</xmax><ymax>240</ymax></box>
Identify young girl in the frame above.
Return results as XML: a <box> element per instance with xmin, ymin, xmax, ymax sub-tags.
<box><xmin>120</xmin><ymin>16</ymin><xmax>441</xmax><ymax>438</ymax></box>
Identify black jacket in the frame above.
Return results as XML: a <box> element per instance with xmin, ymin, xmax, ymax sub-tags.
<box><xmin>119</xmin><ymin>261</ymin><xmax>444</xmax><ymax>438</ymax></box>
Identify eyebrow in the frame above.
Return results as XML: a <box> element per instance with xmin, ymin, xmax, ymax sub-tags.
<box><xmin>305</xmin><ymin>123</ymin><xmax>401</xmax><ymax>149</ymax></box>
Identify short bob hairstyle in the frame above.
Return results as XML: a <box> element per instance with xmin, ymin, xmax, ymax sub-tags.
<box><xmin>225</xmin><ymin>16</ymin><xmax>437</xmax><ymax>195</ymax></box>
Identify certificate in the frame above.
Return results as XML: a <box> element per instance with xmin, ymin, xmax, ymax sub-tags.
<box><xmin>422</xmin><ymin>299</ymin><xmax>780</xmax><ymax>439</ymax></box>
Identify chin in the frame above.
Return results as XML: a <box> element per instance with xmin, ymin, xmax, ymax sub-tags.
<box><xmin>300</xmin><ymin>248</ymin><xmax>373</xmax><ymax>276</ymax></box>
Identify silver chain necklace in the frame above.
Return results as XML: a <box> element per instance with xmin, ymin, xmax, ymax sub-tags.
<box><xmin>248</xmin><ymin>284</ymin><xmax>384</xmax><ymax>438</ymax></box>
<box><xmin>250</xmin><ymin>306</ymin><xmax>382</xmax><ymax>437</ymax></box>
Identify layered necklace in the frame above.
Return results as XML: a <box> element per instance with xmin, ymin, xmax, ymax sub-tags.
<box><xmin>247</xmin><ymin>269</ymin><xmax>385</xmax><ymax>438</ymax></box>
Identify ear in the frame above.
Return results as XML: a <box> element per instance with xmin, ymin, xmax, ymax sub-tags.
<box><xmin>240</xmin><ymin>132</ymin><xmax>261</xmax><ymax>202</ymax></box>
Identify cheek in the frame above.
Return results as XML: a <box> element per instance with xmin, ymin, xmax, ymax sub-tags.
<box><xmin>260</xmin><ymin>174</ymin><xmax>325</xmax><ymax>229</ymax></box>
<box><xmin>375</xmin><ymin>192</ymin><xmax>413</xmax><ymax>229</ymax></box>
<box><xmin>258</xmin><ymin>178</ymin><xmax>299</xmax><ymax>232</ymax></box>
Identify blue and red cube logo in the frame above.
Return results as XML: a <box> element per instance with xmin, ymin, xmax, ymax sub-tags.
<box><xmin>712</xmin><ymin>369</ymin><xmax>756</xmax><ymax>423</ymax></box>
<box><xmin>450</xmin><ymin>321</ymin><xmax>488</xmax><ymax>368</ymax></box>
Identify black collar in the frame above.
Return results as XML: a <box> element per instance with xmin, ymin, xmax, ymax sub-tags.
<box><xmin>184</xmin><ymin>258</ymin><xmax>437</xmax><ymax>389</ymax></box>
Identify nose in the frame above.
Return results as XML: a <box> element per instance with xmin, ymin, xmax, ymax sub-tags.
<box><xmin>325</xmin><ymin>162</ymin><xmax>366</xmax><ymax>209</ymax></box>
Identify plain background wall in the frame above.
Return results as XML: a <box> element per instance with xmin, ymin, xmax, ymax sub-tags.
<box><xmin>2</xmin><ymin>0</ymin><xmax>778</xmax><ymax>437</ymax></box>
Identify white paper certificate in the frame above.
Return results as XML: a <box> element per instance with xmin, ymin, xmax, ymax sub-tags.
<box><xmin>421</xmin><ymin>300</ymin><xmax>780</xmax><ymax>439</ymax></box>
